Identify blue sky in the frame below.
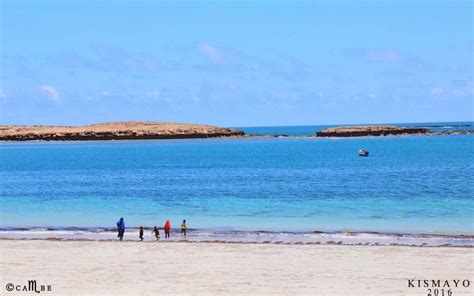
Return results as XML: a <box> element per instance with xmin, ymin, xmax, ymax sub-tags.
<box><xmin>0</xmin><ymin>0</ymin><xmax>472</xmax><ymax>126</ymax></box>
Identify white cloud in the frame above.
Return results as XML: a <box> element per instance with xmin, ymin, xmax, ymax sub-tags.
<box><xmin>39</xmin><ymin>84</ymin><xmax>60</xmax><ymax>101</ymax></box>
<box><xmin>101</xmin><ymin>91</ymin><xmax>111</xmax><ymax>97</ymax></box>
<box><xmin>146</xmin><ymin>90</ymin><xmax>161</xmax><ymax>98</ymax></box>
<box><xmin>191</xmin><ymin>94</ymin><xmax>200</xmax><ymax>103</ymax></box>
<box><xmin>431</xmin><ymin>87</ymin><xmax>444</xmax><ymax>96</ymax></box>
<box><xmin>197</xmin><ymin>42</ymin><xmax>223</xmax><ymax>63</ymax></box>
<box><xmin>347</xmin><ymin>48</ymin><xmax>407</xmax><ymax>63</ymax></box>
<box><xmin>363</xmin><ymin>49</ymin><xmax>403</xmax><ymax>62</ymax></box>
<box><xmin>431</xmin><ymin>84</ymin><xmax>473</xmax><ymax>98</ymax></box>
<box><xmin>452</xmin><ymin>86</ymin><xmax>474</xmax><ymax>97</ymax></box>
<box><xmin>0</xmin><ymin>88</ymin><xmax>6</xmax><ymax>100</ymax></box>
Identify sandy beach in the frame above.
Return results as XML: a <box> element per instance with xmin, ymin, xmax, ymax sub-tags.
<box><xmin>0</xmin><ymin>240</ymin><xmax>472</xmax><ymax>295</ymax></box>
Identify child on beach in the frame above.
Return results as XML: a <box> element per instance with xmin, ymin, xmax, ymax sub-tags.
<box><xmin>164</xmin><ymin>220</ymin><xmax>171</xmax><ymax>238</ymax></box>
<box><xmin>181</xmin><ymin>220</ymin><xmax>187</xmax><ymax>236</ymax></box>
<box><xmin>152</xmin><ymin>226</ymin><xmax>160</xmax><ymax>241</ymax></box>
<box><xmin>139</xmin><ymin>226</ymin><xmax>144</xmax><ymax>241</ymax></box>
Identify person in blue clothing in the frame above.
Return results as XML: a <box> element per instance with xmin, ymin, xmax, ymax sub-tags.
<box><xmin>116</xmin><ymin>217</ymin><xmax>125</xmax><ymax>241</ymax></box>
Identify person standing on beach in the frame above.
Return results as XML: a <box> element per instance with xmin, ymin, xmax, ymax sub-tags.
<box><xmin>152</xmin><ymin>226</ymin><xmax>160</xmax><ymax>241</ymax></box>
<box><xmin>116</xmin><ymin>218</ymin><xmax>125</xmax><ymax>241</ymax></box>
<box><xmin>164</xmin><ymin>220</ymin><xmax>171</xmax><ymax>238</ymax></box>
<box><xmin>181</xmin><ymin>220</ymin><xmax>187</xmax><ymax>236</ymax></box>
<box><xmin>139</xmin><ymin>226</ymin><xmax>144</xmax><ymax>241</ymax></box>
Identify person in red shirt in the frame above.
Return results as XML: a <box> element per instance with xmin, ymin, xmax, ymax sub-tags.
<box><xmin>164</xmin><ymin>220</ymin><xmax>171</xmax><ymax>238</ymax></box>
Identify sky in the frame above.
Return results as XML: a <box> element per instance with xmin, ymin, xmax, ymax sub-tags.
<box><xmin>0</xmin><ymin>0</ymin><xmax>473</xmax><ymax>127</ymax></box>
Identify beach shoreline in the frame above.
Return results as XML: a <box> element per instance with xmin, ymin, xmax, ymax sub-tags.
<box><xmin>1</xmin><ymin>228</ymin><xmax>472</xmax><ymax>247</ymax></box>
<box><xmin>1</xmin><ymin>240</ymin><xmax>472</xmax><ymax>295</ymax></box>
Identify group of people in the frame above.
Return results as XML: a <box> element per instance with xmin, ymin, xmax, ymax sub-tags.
<box><xmin>116</xmin><ymin>217</ymin><xmax>187</xmax><ymax>241</ymax></box>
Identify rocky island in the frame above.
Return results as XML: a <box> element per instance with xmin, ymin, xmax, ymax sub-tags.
<box><xmin>315</xmin><ymin>125</ymin><xmax>429</xmax><ymax>137</ymax></box>
<box><xmin>0</xmin><ymin>121</ymin><xmax>245</xmax><ymax>141</ymax></box>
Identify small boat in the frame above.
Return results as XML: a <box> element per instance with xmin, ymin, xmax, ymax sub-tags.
<box><xmin>358</xmin><ymin>149</ymin><xmax>369</xmax><ymax>157</ymax></box>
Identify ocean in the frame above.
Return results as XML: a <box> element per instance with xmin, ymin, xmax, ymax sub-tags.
<box><xmin>0</xmin><ymin>122</ymin><xmax>473</xmax><ymax>246</ymax></box>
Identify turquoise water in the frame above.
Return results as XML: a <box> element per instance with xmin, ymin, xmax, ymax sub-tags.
<box><xmin>0</xmin><ymin>129</ymin><xmax>473</xmax><ymax>237</ymax></box>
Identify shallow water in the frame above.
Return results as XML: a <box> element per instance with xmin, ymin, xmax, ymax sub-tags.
<box><xmin>0</xmin><ymin>124</ymin><xmax>473</xmax><ymax>244</ymax></box>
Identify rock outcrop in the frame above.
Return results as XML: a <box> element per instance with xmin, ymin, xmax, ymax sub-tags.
<box><xmin>0</xmin><ymin>121</ymin><xmax>245</xmax><ymax>141</ymax></box>
<box><xmin>315</xmin><ymin>126</ymin><xmax>429</xmax><ymax>137</ymax></box>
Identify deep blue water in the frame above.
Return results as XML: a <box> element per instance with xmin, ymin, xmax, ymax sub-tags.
<box><xmin>0</xmin><ymin>125</ymin><xmax>473</xmax><ymax>235</ymax></box>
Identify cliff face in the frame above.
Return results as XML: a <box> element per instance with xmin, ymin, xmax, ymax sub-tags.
<box><xmin>0</xmin><ymin>121</ymin><xmax>245</xmax><ymax>141</ymax></box>
<box><xmin>315</xmin><ymin>126</ymin><xmax>429</xmax><ymax>137</ymax></box>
